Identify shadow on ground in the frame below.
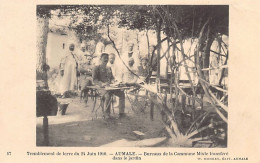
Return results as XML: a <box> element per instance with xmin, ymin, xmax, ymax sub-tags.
<box><xmin>36</xmin><ymin>97</ymin><xmax>165</xmax><ymax>147</ymax></box>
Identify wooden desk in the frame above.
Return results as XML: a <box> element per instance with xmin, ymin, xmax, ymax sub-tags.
<box><xmin>86</xmin><ymin>85</ymin><xmax>130</xmax><ymax>119</ymax></box>
<box><xmin>87</xmin><ymin>85</ymin><xmax>129</xmax><ymax>91</ymax></box>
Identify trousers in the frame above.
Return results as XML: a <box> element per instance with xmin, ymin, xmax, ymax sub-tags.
<box><xmin>102</xmin><ymin>90</ymin><xmax>125</xmax><ymax>115</ymax></box>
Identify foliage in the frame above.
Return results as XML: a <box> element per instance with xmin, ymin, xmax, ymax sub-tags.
<box><xmin>159</xmin><ymin>5</ymin><xmax>229</xmax><ymax>39</ymax></box>
<box><xmin>37</xmin><ymin>5</ymin><xmax>228</xmax><ymax>47</ymax></box>
<box><xmin>116</xmin><ymin>5</ymin><xmax>158</xmax><ymax>31</ymax></box>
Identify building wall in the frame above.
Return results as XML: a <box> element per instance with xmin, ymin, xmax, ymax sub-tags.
<box><xmin>46</xmin><ymin>32</ymin><xmax>68</xmax><ymax>69</ymax></box>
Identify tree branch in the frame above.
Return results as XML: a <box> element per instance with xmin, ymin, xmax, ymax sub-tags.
<box><xmin>195</xmin><ymin>19</ymin><xmax>228</xmax><ymax>123</ymax></box>
<box><xmin>210</xmin><ymin>50</ymin><xmax>226</xmax><ymax>57</ymax></box>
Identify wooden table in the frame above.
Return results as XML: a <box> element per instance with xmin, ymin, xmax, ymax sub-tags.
<box><xmin>86</xmin><ymin>85</ymin><xmax>129</xmax><ymax>91</ymax></box>
<box><xmin>86</xmin><ymin>85</ymin><xmax>130</xmax><ymax>119</ymax></box>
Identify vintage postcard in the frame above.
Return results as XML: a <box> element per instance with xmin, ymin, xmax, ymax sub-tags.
<box><xmin>0</xmin><ymin>0</ymin><xmax>259</xmax><ymax>162</ymax></box>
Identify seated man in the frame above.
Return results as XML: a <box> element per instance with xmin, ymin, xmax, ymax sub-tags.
<box><xmin>138</xmin><ymin>57</ymin><xmax>150</xmax><ymax>83</ymax></box>
<box><xmin>79</xmin><ymin>54</ymin><xmax>93</xmax><ymax>103</ymax></box>
<box><xmin>92</xmin><ymin>53</ymin><xmax>126</xmax><ymax>118</ymax></box>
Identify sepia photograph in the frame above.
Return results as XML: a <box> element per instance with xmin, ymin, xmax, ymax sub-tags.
<box><xmin>36</xmin><ymin>5</ymin><xmax>228</xmax><ymax>148</ymax></box>
<box><xmin>3</xmin><ymin>0</ymin><xmax>260</xmax><ymax>162</ymax></box>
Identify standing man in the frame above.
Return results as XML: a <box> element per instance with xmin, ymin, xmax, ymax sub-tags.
<box><xmin>92</xmin><ymin>53</ymin><xmax>126</xmax><ymax>118</ymax></box>
<box><xmin>122</xmin><ymin>42</ymin><xmax>140</xmax><ymax>69</ymax></box>
<box><xmin>108</xmin><ymin>53</ymin><xmax>123</xmax><ymax>83</ymax></box>
<box><xmin>108</xmin><ymin>53</ymin><xmax>123</xmax><ymax>108</ymax></box>
<box><xmin>59</xmin><ymin>43</ymin><xmax>79</xmax><ymax>98</ymax></box>
<box><xmin>78</xmin><ymin>43</ymin><xmax>87</xmax><ymax>62</ymax></box>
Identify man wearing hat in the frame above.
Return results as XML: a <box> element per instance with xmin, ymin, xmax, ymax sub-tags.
<box><xmin>92</xmin><ymin>53</ymin><xmax>126</xmax><ymax>118</ymax></box>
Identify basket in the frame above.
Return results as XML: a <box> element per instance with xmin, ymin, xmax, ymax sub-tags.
<box><xmin>58</xmin><ymin>103</ymin><xmax>69</xmax><ymax>115</ymax></box>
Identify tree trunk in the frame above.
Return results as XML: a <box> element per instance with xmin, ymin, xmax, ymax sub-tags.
<box><xmin>36</xmin><ymin>16</ymin><xmax>49</xmax><ymax>87</ymax></box>
<box><xmin>202</xmin><ymin>26</ymin><xmax>214</xmax><ymax>82</ymax></box>
<box><xmin>146</xmin><ymin>29</ymin><xmax>150</xmax><ymax>59</ymax></box>
<box><xmin>156</xmin><ymin>18</ymin><xmax>162</xmax><ymax>93</ymax></box>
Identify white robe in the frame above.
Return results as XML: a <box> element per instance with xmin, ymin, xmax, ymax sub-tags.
<box><xmin>59</xmin><ymin>52</ymin><xmax>78</xmax><ymax>94</ymax></box>
<box><xmin>107</xmin><ymin>59</ymin><xmax>123</xmax><ymax>83</ymax></box>
<box><xmin>122</xmin><ymin>66</ymin><xmax>138</xmax><ymax>84</ymax></box>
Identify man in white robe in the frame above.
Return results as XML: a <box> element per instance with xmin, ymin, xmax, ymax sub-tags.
<box><xmin>59</xmin><ymin>43</ymin><xmax>79</xmax><ymax>97</ymax></box>
<box><xmin>107</xmin><ymin>53</ymin><xmax>123</xmax><ymax>83</ymax></box>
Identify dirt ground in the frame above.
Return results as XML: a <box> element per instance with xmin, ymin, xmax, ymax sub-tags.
<box><xmin>36</xmin><ymin>95</ymin><xmax>167</xmax><ymax>147</ymax></box>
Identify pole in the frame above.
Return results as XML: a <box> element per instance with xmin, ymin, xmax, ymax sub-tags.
<box><xmin>43</xmin><ymin>115</ymin><xmax>49</xmax><ymax>146</ymax></box>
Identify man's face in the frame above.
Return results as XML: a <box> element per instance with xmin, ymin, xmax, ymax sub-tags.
<box><xmin>81</xmin><ymin>46</ymin><xmax>86</xmax><ymax>52</ymax></box>
<box><xmin>69</xmin><ymin>44</ymin><xmax>75</xmax><ymax>51</ymax></box>
<box><xmin>128</xmin><ymin>59</ymin><xmax>134</xmax><ymax>67</ymax></box>
<box><xmin>87</xmin><ymin>43</ymin><xmax>95</xmax><ymax>55</ymax></box>
<box><xmin>141</xmin><ymin>59</ymin><xmax>148</xmax><ymax>67</ymax></box>
<box><xmin>128</xmin><ymin>44</ymin><xmax>134</xmax><ymax>52</ymax></box>
<box><xmin>128</xmin><ymin>52</ymin><xmax>133</xmax><ymax>57</ymax></box>
<box><xmin>101</xmin><ymin>55</ymin><xmax>109</xmax><ymax>64</ymax></box>
<box><xmin>86</xmin><ymin>56</ymin><xmax>92</xmax><ymax>64</ymax></box>
<box><xmin>109</xmin><ymin>55</ymin><xmax>115</xmax><ymax>64</ymax></box>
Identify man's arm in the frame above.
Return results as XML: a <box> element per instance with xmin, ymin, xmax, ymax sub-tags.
<box><xmin>108</xmin><ymin>67</ymin><xmax>115</xmax><ymax>83</ymax></box>
<box><xmin>92</xmin><ymin>66</ymin><xmax>107</xmax><ymax>87</ymax></box>
<box><xmin>92</xmin><ymin>66</ymin><xmax>101</xmax><ymax>86</ymax></box>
